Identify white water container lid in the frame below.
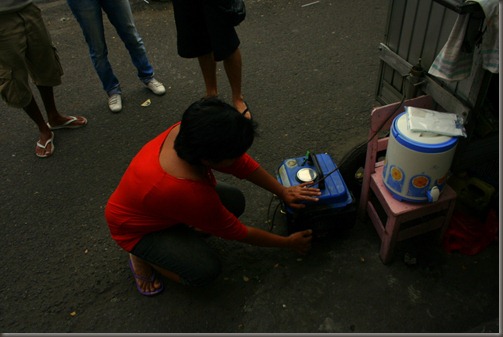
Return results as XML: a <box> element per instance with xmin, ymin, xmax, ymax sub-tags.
<box><xmin>392</xmin><ymin>112</ymin><xmax>458</xmax><ymax>153</ymax></box>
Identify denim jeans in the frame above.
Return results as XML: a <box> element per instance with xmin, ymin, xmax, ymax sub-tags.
<box><xmin>130</xmin><ymin>182</ymin><xmax>246</xmax><ymax>287</ymax></box>
<box><xmin>66</xmin><ymin>0</ymin><xmax>155</xmax><ymax>96</ymax></box>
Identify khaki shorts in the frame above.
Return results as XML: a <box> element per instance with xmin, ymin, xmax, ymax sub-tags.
<box><xmin>0</xmin><ymin>3</ymin><xmax>63</xmax><ymax>108</ymax></box>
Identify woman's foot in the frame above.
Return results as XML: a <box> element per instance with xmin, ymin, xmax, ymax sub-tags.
<box><xmin>47</xmin><ymin>115</ymin><xmax>87</xmax><ymax>130</ymax></box>
<box><xmin>128</xmin><ymin>254</ymin><xmax>164</xmax><ymax>296</ymax></box>
<box><xmin>35</xmin><ymin>131</ymin><xmax>55</xmax><ymax>158</ymax></box>
<box><xmin>235</xmin><ymin>100</ymin><xmax>252</xmax><ymax>119</ymax></box>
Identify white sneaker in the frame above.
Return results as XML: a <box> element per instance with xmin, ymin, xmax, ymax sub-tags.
<box><xmin>145</xmin><ymin>78</ymin><xmax>166</xmax><ymax>95</ymax></box>
<box><xmin>108</xmin><ymin>94</ymin><xmax>122</xmax><ymax>113</ymax></box>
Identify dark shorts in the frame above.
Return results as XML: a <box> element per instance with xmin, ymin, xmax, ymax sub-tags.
<box><xmin>172</xmin><ymin>0</ymin><xmax>240</xmax><ymax>61</ymax></box>
<box><xmin>130</xmin><ymin>182</ymin><xmax>246</xmax><ymax>286</ymax></box>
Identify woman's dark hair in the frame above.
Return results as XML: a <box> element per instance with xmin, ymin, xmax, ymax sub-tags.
<box><xmin>174</xmin><ymin>97</ymin><xmax>258</xmax><ymax>165</ymax></box>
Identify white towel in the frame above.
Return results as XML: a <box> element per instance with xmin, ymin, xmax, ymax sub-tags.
<box><xmin>428</xmin><ymin>14</ymin><xmax>474</xmax><ymax>81</ymax></box>
<box><xmin>470</xmin><ymin>0</ymin><xmax>499</xmax><ymax>74</ymax></box>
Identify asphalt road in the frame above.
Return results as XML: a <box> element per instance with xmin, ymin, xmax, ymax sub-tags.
<box><xmin>1</xmin><ymin>0</ymin><xmax>499</xmax><ymax>334</ymax></box>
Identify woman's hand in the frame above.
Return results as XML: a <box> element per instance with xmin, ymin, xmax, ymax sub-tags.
<box><xmin>287</xmin><ymin>229</ymin><xmax>313</xmax><ymax>254</ymax></box>
<box><xmin>280</xmin><ymin>182</ymin><xmax>321</xmax><ymax>209</ymax></box>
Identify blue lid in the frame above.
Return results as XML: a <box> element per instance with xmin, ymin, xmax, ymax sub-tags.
<box><xmin>392</xmin><ymin>112</ymin><xmax>458</xmax><ymax>153</ymax></box>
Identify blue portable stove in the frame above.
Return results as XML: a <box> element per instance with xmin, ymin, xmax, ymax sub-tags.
<box><xmin>276</xmin><ymin>152</ymin><xmax>356</xmax><ymax>239</ymax></box>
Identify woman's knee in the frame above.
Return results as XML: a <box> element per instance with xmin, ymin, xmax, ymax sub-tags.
<box><xmin>216</xmin><ymin>182</ymin><xmax>245</xmax><ymax>217</ymax></box>
<box><xmin>182</xmin><ymin>254</ymin><xmax>222</xmax><ymax>287</ymax></box>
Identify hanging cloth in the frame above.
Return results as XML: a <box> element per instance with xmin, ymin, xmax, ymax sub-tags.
<box><xmin>428</xmin><ymin>14</ymin><xmax>474</xmax><ymax>81</ymax></box>
<box><xmin>470</xmin><ymin>0</ymin><xmax>499</xmax><ymax>73</ymax></box>
<box><xmin>428</xmin><ymin>0</ymin><xmax>499</xmax><ymax>81</ymax></box>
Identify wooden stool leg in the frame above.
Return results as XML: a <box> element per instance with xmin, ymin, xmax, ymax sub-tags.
<box><xmin>438</xmin><ymin>199</ymin><xmax>457</xmax><ymax>242</ymax></box>
<box><xmin>380</xmin><ymin>217</ymin><xmax>401</xmax><ymax>264</ymax></box>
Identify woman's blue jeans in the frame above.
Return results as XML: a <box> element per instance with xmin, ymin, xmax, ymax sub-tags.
<box><xmin>130</xmin><ymin>182</ymin><xmax>246</xmax><ymax>287</ymax></box>
<box><xmin>66</xmin><ymin>0</ymin><xmax>154</xmax><ymax>96</ymax></box>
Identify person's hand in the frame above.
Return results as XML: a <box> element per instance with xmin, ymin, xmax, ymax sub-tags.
<box><xmin>280</xmin><ymin>183</ymin><xmax>321</xmax><ymax>209</ymax></box>
<box><xmin>287</xmin><ymin>229</ymin><xmax>313</xmax><ymax>254</ymax></box>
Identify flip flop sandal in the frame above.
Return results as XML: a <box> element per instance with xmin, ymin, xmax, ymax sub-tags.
<box><xmin>240</xmin><ymin>101</ymin><xmax>252</xmax><ymax>120</ymax></box>
<box><xmin>36</xmin><ymin>132</ymin><xmax>55</xmax><ymax>158</ymax></box>
<box><xmin>128</xmin><ymin>258</ymin><xmax>164</xmax><ymax>296</ymax></box>
<box><xmin>47</xmin><ymin>116</ymin><xmax>88</xmax><ymax>130</ymax></box>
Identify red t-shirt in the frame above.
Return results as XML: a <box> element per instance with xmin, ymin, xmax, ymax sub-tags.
<box><xmin>105</xmin><ymin>123</ymin><xmax>260</xmax><ymax>251</ymax></box>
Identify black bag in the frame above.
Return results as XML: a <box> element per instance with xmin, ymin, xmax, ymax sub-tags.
<box><xmin>213</xmin><ymin>0</ymin><xmax>246</xmax><ymax>26</ymax></box>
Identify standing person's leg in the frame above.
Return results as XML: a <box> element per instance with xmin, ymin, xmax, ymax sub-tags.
<box><xmin>24</xmin><ymin>86</ymin><xmax>87</xmax><ymax>158</ymax></box>
<box><xmin>102</xmin><ymin>0</ymin><xmax>152</xmax><ymax>80</ymax></box>
<box><xmin>204</xmin><ymin>4</ymin><xmax>251</xmax><ymax>118</ymax></box>
<box><xmin>23</xmin><ymin>98</ymin><xmax>55</xmax><ymax>158</ymax></box>
<box><xmin>24</xmin><ymin>3</ymin><xmax>87</xmax><ymax>142</ymax></box>
<box><xmin>172</xmin><ymin>0</ymin><xmax>214</xmax><ymax>98</ymax></box>
<box><xmin>198</xmin><ymin>53</ymin><xmax>219</xmax><ymax>98</ymax></box>
<box><xmin>37</xmin><ymin>86</ymin><xmax>87</xmax><ymax>129</ymax></box>
<box><xmin>102</xmin><ymin>0</ymin><xmax>165</xmax><ymax>95</ymax></box>
<box><xmin>222</xmin><ymin>48</ymin><xmax>250</xmax><ymax>118</ymax></box>
<box><xmin>66</xmin><ymin>0</ymin><xmax>121</xmax><ymax>97</ymax></box>
<box><xmin>0</xmin><ymin>6</ymin><xmax>55</xmax><ymax>157</ymax></box>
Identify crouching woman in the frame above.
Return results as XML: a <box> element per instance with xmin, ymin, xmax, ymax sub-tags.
<box><xmin>105</xmin><ymin>98</ymin><xmax>320</xmax><ymax>296</ymax></box>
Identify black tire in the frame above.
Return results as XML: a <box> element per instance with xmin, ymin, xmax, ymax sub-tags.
<box><xmin>338</xmin><ymin>141</ymin><xmax>367</xmax><ymax>202</ymax></box>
